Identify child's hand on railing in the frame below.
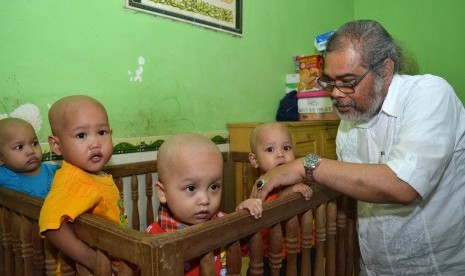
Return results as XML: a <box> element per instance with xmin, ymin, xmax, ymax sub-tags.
<box><xmin>236</xmin><ymin>198</ymin><xmax>263</xmax><ymax>219</ymax></box>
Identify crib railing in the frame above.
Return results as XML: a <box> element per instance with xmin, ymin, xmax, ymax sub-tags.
<box><xmin>0</xmin><ymin>157</ymin><xmax>360</xmax><ymax>275</ymax></box>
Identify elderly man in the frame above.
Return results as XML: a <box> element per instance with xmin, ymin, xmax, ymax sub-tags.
<box><xmin>254</xmin><ymin>20</ymin><xmax>465</xmax><ymax>275</ymax></box>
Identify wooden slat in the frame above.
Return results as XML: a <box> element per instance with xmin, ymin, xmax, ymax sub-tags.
<box><xmin>226</xmin><ymin>241</ymin><xmax>242</xmax><ymax>276</ymax></box>
<box><xmin>300</xmin><ymin>209</ymin><xmax>313</xmax><ymax>276</ymax></box>
<box><xmin>12</xmin><ymin>211</ymin><xmax>24</xmax><ymax>276</ymax></box>
<box><xmin>32</xmin><ymin>221</ymin><xmax>45</xmax><ymax>276</ymax></box>
<box><xmin>131</xmin><ymin>175</ymin><xmax>140</xmax><ymax>230</ymax></box>
<box><xmin>314</xmin><ymin>203</ymin><xmax>326</xmax><ymax>276</ymax></box>
<box><xmin>199</xmin><ymin>251</ymin><xmax>216</xmax><ymax>276</ymax></box>
<box><xmin>336</xmin><ymin>197</ymin><xmax>347</xmax><ymax>276</ymax></box>
<box><xmin>269</xmin><ymin>223</ymin><xmax>283</xmax><ymax>275</ymax></box>
<box><xmin>145</xmin><ymin>172</ymin><xmax>154</xmax><ymax>226</ymax></box>
<box><xmin>285</xmin><ymin>216</ymin><xmax>299</xmax><ymax>276</ymax></box>
<box><xmin>20</xmin><ymin>215</ymin><xmax>34</xmax><ymax>276</ymax></box>
<box><xmin>326</xmin><ymin>200</ymin><xmax>337</xmax><ymax>276</ymax></box>
<box><xmin>248</xmin><ymin>232</ymin><xmax>264</xmax><ymax>275</ymax></box>
<box><xmin>1</xmin><ymin>207</ymin><xmax>14</xmax><ymax>276</ymax></box>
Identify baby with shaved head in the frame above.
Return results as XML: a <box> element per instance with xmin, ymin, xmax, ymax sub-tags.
<box><xmin>0</xmin><ymin>117</ymin><xmax>60</xmax><ymax>199</ymax></box>
<box><xmin>146</xmin><ymin>133</ymin><xmax>263</xmax><ymax>275</ymax></box>
<box><xmin>39</xmin><ymin>95</ymin><xmax>127</xmax><ymax>273</ymax></box>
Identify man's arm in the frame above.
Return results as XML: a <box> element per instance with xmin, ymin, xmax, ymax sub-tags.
<box><xmin>253</xmin><ymin>157</ymin><xmax>418</xmax><ymax>204</ymax></box>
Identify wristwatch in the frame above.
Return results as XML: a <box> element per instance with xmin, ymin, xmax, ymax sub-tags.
<box><xmin>303</xmin><ymin>154</ymin><xmax>321</xmax><ymax>182</ymax></box>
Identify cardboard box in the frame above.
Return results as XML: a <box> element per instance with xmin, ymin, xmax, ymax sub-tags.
<box><xmin>298</xmin><ymin>55</ymin><xmax>324</xmax><ymax>92</ymax></box>
<box><xmin>314</xmin><ymin>30</ymin><xmax>336</xmax><ymax>52</ymax></box>
<box><xmin>297</xmin><ymin>91</ymin><xmax>339</xmax><ymax>121</ymax></box>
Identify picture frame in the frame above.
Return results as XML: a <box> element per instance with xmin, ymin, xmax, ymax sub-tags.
<box><xmin>125</xmin><ymin>0</ymin><xmax>243</xmax><ymax>36</ymax></box>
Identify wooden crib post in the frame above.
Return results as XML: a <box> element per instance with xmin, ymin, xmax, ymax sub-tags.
<box><xmin>1</xmin><ymin>207</ymin><xmax>14</xmax><ymax>276</ymax></box>
<box><xmin>32</xmin><ymin>221</ymin><xmax>45</xmax><ymax>276</ymax></box>
<box><xmin>269</xmin><ymin>222</ymin><xmax>283</xmax><ymax>275</ymax></box>
<box><xmin>20</xmin><ymin>215</ymin><xmax>34</xmax><ymax>275</ymax></box>
<box><xmin>336</xmin><ymin>196</ymin><xmax>347</xmax><ymax>276</ymax></box>
<box><xmin>345</xmin><ymin>196</ymin><xmax>357</xmax><ymax>276</ymax></box>
<box><xmin>326</xmin><ymin>200</ymin><xmax>337</xmax><ymax>276</ymax></box>
<box><xmin>199</xmin><ymin>251</ymin><xmax>216</xmax><ymax>276</ymax></box>
<box><xmin>226</xmin><ymin>241</ymin><xmax>242</xmax><ymax>276</ymax></box>
<box><xmin>300</xmin><ymin>209</ymin><xmax>313</xmax><ymax>276</ymax></box>
<box><xmin>131</xmin><ymin>175</ymin><xmax>140</xmax><ymax>230</ymax></box>
<box><xmin>115</xmin><ymin>176</ymin><xmax>124</xmax><ymax>203</ymax></box>
<box><xmin>285</xmin><ymin>216</ymin><xmax>299</xmax><ymax>276</ymax></box>
<box><xmin>241</xmin><ymin>162</ymin><xmax>248</xmax><ymax>202</ymax></box>
<box><xmin>314</xmin><ymin>203</ymin><xmax>327</xmax><ymax>276</ymax></box>
<box><xmin>145</xmin><ymin>172</ymin><xmax>154</xmax><ymax>226</ymax></box>
<box><xmin>248</xmin><ymin>231</ymin><xmax>264</xmax><ymax>275</ymax></box>
<box><xmin>44</xmin><ymin>239</ymin><xmax>58</xmax><ymax>275</ymax></box>
<box><xmin>12</xmin><ymin>212</ymin><xmax>24</xmax><ymax>275</ymax></box>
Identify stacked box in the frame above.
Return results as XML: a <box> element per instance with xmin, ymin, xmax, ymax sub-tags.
<box><xmin>297</xmin><ymin>91</ymin><xmax>339</xmax><ymax>121</ymax></box>
<box><xmin>298</xmin><ymin>55</ymin><xmax>324</xmax><ymax>92</ymax></box>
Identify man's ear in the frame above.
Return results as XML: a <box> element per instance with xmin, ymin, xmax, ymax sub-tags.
<box><xmin>155</xmin><ymin>181</ymin><xmax>167</xmax><ymax>204</ymax></box>
<box><xmin>382</xmin><ymin>58</ymin><xmax>395</xmax><ymax>85</ymax></box>
<box><xmin>48</xmin><ymin>135</ymin><xmax>62</xmax><ymax>156</ymax></box>
<box><xmin>248</xmin><ymin>152</ymin><xmax>260</xmax><ymax>169</ymax></box>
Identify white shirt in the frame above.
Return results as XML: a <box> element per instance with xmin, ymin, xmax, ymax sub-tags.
<box><xmin>336</xmin><ymin>74</ymin><xmax>465</xmax><ymax>275</ymax></box>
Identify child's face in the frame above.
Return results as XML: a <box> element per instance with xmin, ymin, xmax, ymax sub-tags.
<box><xmin>158</xmin><ymin>147</ymin><xmax>223</xmax><ymax>226</ymax></box>
<box><xmin>0</xmin><ymin>123</ymin><xmax>42</xmax><ymax>175</ymax></box>
<box><xmin>51</xmin><ymin>101</ymin><xmax>112</xmax><ymax>172</ymax></box>
<box><xmin>250</xmin><ymin>124</ymin><xmax>295</xmax><ymax>173</ymax></box>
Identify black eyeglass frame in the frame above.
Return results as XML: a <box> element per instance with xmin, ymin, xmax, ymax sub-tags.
<box><xmin>316</xmin><ymin>68</ymin><xmax>372</xmax><ymax>94</ymax></box>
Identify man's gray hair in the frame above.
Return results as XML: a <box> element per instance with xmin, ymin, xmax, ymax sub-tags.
<box><xmin>326</xmin><ymin>20</ymin><xmax>403</xmax><ymax>74</ymax></box>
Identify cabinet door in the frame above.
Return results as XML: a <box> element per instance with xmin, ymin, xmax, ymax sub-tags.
<box><xmin>290</xmin><ymin>127</ymin><xmax>322</xmax><ymax>158</ymax></box>
<box><xmin>322</xmin><ymin>124</ymin><xmax>338</xmax><ymax>159</ymax></box>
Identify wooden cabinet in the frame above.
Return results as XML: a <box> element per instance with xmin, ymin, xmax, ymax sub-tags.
<box><xmin>227</xmin><ymin>121</ymin><xmax>340</xmax><ymax>205</ymax></box>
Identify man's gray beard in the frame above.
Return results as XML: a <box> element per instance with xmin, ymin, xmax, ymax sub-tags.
<box><xmin>334</xmin><ymin>76</ymin><xmax>385</xmax><ymax>122</ymax></box>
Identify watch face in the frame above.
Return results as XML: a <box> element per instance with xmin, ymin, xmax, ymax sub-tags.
<box><xmin>304</xmin><ymin>154</ymin><xmax>320</xmax><ymax>168</ymax></box>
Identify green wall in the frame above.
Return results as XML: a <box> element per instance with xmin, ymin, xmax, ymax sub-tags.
<box><xmin>354</xmin><ymin>0</ymin><xmax>465</xmax><ymax>102</ymax></box>
<box><xmin>7</xmin><ymin>1</ymin><xmax>464</xmax><ymax>143</ymax></box>
<box><xmin>0</xmin><ymin>1</ymin><xmax>352</xmax><ymax>142</ymax></box>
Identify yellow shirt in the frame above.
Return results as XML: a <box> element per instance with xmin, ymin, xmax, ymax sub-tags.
<box><xmin>39</xmin><ymin>161</ymin><xmax>127</xmax><ymax>235</ymax></box>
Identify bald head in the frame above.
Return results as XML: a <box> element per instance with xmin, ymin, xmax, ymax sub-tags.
<box><xmin>0</xmin><ymin>118</ymin><xmax>35</xmax><ymax>145</ymax></box>
<box><xmin>157</xmin><ymin>133</ymin><xmax>222</xmax><ymax>182</ymax></box>
<box><xmin>48</xmin><ymin>95</ymin><xmax>108</xmax><ymax>136</ymax></box>
<box><xmin>249</xmin><ymin>122</ymin><xmax>290</xmax><ymax>153</ymax></box>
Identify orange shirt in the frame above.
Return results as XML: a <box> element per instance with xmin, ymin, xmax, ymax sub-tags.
<box><xmin>39</xmin><ymin>161</ymin><xmax>126</xmax><ymax>236</ymax></box>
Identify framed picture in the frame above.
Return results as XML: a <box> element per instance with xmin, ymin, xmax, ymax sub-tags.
<box><xmin>126</xmin><ymin>0</ymin><xmax>243</xmax><ymax>36</ymax></box>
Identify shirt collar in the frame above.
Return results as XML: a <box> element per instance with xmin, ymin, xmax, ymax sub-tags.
<box><xmin>381</xmin><ymin>73</ymin><xmax>402</xmax><ymax>118</ymax></box>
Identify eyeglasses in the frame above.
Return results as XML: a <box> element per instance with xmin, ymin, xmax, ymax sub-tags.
<box><xmin>316</xmin><ymin>68</ymin><xmax>372</xmax><ymax>94</ymax></box>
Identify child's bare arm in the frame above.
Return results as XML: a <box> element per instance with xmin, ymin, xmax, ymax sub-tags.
<box><xmin>44</xmin><ymin>221</ymin><xmax>96</xmax><ymax>271</ymax></box>
<box><xmin>236</xmin><ymin>198</ymin><xmax>263</xmax><ymax>219</ymax></box>
<box><xmin>278</xmin><ymin>183</ymin><xmax>313</xmax><ymax>200</ymax></box>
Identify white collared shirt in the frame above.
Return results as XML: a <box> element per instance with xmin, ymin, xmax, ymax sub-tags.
<box><xmin>337</xmin><ymin>74</ymin><xmax>465</xmax><ymax>275</ymax></box>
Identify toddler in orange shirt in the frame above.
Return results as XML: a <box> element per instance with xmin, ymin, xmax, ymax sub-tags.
<box><xmin>39</xmin><ymin>95</ymin><xmax>127</xmax><ymax>272</ymax></box>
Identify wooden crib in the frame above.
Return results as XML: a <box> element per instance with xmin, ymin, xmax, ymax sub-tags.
<box><xmin>0</xmin><ymin>154</ymin><xmax>360</xmax><ymax>275</ymax></box>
